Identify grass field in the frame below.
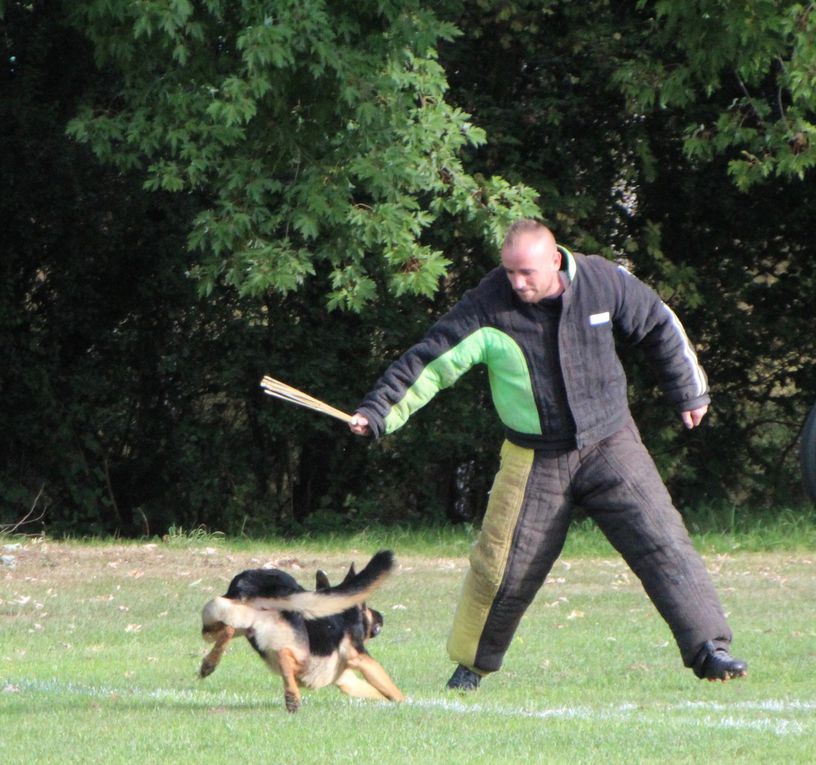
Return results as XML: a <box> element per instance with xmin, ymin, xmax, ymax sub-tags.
<box><xmin>1</xmin><ymin>525</ymin><xmax>814</xmax><ymax>764</ymax></box>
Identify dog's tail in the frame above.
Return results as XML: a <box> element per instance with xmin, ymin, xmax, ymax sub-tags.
<box><xmin>249</xmin><ymin>549</ymin><xmax>395</xmax><ymax>619</ymax></box>
<box><xmin>201</xmin><ymin>597</ymin><xmax>258</xmax><ymax>640</ymax></box>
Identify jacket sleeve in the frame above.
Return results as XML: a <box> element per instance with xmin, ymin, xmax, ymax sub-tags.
<box><xmin>356</xmin><ymin>290</ymin><xmax>486</xmax><ymax>438</ymax></box>
<box><xmin>612</xmin><ymin>265</ymin><xmax>710</xmax><ymax>411</ymax></box>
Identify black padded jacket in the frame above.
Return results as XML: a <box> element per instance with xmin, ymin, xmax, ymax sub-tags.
<box><xmin>357</xmin><ymin>247</ymin><xmax>710</xmax><ymax>450</ymax></box>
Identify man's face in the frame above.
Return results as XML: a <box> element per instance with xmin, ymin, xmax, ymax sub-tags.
<box><xmin>501</xmin><ymin>232</ymin><xmax>563</xmax><ymax>303</ymax></box>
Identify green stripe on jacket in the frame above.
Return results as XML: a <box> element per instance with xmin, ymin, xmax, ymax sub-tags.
<box><xmin>383</xmin><ymin>327</ymin><xmax>541</xmax><ymax>435</ymax></box>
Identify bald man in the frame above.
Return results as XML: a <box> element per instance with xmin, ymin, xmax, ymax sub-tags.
<box><xmin>350</xmin><ymin>219</ymin><xmax>746</xmax><ymax>690</ymax></box>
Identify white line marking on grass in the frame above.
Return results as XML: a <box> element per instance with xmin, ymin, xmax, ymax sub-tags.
<box><xmin>406</xmin><ymin>697</ymin><xmax>812</xmax><ymax>736</ymax></box>
<box><xmin>681</xmin><ymin>699</ymin><xmax>816</xmax><ymax>713</ymax></box>
<box><xmin>6</xmin><ymin>678</ymin><xmax>257</xmax><ymax>707</ymax></box>
<box><xmin>407</xmin><ymin>697</ymin><xmax>599</xmax><ymax>721</ymax></box>
<box><xmin>695</xmin><ymin>715</ymin><xmax>804</xmax><ymax>736</ymax></box>
<box><xmin>6</xmin><ymin>677</ymin><xmax>813</xmax><ymax>737</ymax></box>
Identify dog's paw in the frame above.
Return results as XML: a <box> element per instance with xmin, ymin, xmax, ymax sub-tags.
<box><xmin>199</xmin><ymin>660</ymin><xmax>216</xmax><ymax>678</ymax></box>
<box><xmin>284</xmin><ymin>691</ymin><xmax>301</xmax><ymax>713</ymax></box>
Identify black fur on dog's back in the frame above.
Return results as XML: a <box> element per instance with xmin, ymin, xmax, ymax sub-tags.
<box><xmin>239</xmin><ymin>549</ymin><xmax>394</xmax><ymax>618</ymax></box>
<box><xmin>225</xmin><ymin>568</ymin><xmax>304</xmax><ymax>600</ymax></box>
<box><xmin>223</xmin><ymin>551</ymin><xmax>393</xmax><ymax>604</ymax></box>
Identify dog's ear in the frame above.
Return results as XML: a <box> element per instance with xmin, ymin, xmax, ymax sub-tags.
<box><xmin>341</xmin><ymin>562</ymin><xmax>357</xmax><ymax>584</ymax></box>
<box><xmin>315</xmin><ymin>570</ymin><xmax>331</xmax><ymax>591</ymax></box>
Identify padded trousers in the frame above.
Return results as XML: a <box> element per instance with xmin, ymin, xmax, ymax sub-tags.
<box><xmin>446</xmin><ymin>420</ymin><xmax>733</xmax><ymax>674</ymax></box>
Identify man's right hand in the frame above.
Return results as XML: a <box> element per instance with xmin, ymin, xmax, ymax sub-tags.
<box><xmin>349</xmin><ymin>413</ymin><xmax>371</xmax><ymax>436</ymax></box>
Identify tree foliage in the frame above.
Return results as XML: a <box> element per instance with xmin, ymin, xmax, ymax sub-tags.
<box><xmin>616</xmin><ymin>0</ymin><xmax>816</xmax><ymax>190</ymax></box>
<box><xmin>602</xmin><ymin>1</ymin><xmax>816</xmax><ymax>500</ymax></box>
<box><xmin>65</xmin><ymin>0</ymin><xmax>539</xmax><ymax>309</ymax></box>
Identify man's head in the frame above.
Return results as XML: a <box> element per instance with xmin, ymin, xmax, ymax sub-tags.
<box><xmin>501</xmin><ymin>219</ymin><xmax>563</xmax><ymax>303</ymax></box>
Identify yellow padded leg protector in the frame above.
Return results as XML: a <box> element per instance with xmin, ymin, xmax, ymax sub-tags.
<box><xmin>446</xmin><ymin>441</ymin><xmax>534</xmax><ymax>672</ymax></box>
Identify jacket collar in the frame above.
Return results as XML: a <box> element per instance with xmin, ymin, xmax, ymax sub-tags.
<box><xmin>557</xmin><ymin>245</ymin><xmax>577</xmax><ymax>283</ymax></box>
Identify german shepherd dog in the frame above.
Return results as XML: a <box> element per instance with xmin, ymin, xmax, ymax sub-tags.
<box><xmin>199</xmin><ymin>549</ymin><xmax>404</xmax><ymax>712</ymax></box>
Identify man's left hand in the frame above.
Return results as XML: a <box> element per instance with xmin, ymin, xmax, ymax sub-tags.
<box><xmin>681</xmin><ymin>405</ymin><xmax>708</xmax><ymax>429</ymax></box>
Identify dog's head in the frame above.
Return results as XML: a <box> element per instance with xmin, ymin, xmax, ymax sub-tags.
<box><xmin>316</xmin><ymin>565</ymin><xmax>384</xmax><ymax>641</ymax></box>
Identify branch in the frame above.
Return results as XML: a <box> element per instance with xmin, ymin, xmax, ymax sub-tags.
<box><xmin>1</xmin><ymin>484</ymin><xmax>47</xmax><ymax>535</ymax></box>
<box><xmin>733</xmin><ymin>70</ymin><xmax>766</xmax><ymax>127</ymax></box>
<box><xmin>774</xmin><ymin>57</ymin><xmax>791</xmax><ymax>131</ymax></box>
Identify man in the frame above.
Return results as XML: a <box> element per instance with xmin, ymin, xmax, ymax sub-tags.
<box><xmin>349</xmin><ymin>219</ymin><xmax>746</xmax><ymax>690</ymax></box>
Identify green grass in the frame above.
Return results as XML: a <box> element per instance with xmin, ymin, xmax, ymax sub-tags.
<box><xmin>124</xmin><ymin>503</ymin><xmax>816</xmax><ymax>557</ymax></box>
<box><xmin>1</xmin><ymin>527</ymin><xmax>814</xmax><ymax>764</ymax></box>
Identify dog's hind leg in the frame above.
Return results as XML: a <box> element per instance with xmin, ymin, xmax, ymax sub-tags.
<box><xmin>335</xmin><ymin>669</ymin><xmax>388</xmax><ymax>700</ymax></box>
<box><xmin>200</xmin><ymin>625</ymin><xmax>235</xmax><ymax>678</ymax></box>
<box><xmin>278</xmin><ymin>647</ymin><xmax>302</xmax><ymax>713</ymax></box>
<box><xmin>348</xmin><ymin>653</ymin><xmax>405</xmax><ymax>702</ymax></box>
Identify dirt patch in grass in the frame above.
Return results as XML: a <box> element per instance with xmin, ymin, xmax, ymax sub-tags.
<box><xmin>1</xmin><ymin>539</ymin><xmax>470</xmax><ymax>597</ymax></box>
<box><xmin>4</xmin><ymin>539</ymin><xmax>812</xmax><ymax>607</ymax></box>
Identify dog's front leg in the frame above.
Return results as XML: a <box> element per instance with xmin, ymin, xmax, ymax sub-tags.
<box><xmin>278</xmin><ymin>647</ymin><xmax>302</xmax><ymax>713</ymax></box>
<box><xmin>335</xmin><ymin>669</ymin><xmax>388</xmax><ymax>700</ymax></box>
<box><xmin>347</xmin><ymin>652</ymin><xmax>405</xmax><ymax>702</ymax></box>
<box><xmin>200</xmin><ymin>625</ymin><xmax>235</xmax><ymax>678</ymax></box>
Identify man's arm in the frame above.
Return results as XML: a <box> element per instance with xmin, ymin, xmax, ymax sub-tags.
<box><xmin>351</xmin><ymin>289</ymin><xmax>487</xmax><ymax>438</ymax></box>
<box><xmin>613</xmin><ymin>264</ymin><xmax>711</xmax><ymax>416</ymax></box>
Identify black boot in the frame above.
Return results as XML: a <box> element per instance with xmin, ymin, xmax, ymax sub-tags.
<box><xmin>694</xmin><ymin>641</ymin><xmax>748</xmax><ymax>681</ymax></box>
<box><xmin>446</xmin><ymin>664</ymin><xmax>482</xmax><ymax>691</ymax></box>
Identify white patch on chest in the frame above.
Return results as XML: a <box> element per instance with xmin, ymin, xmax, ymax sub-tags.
<box><xmin>589</xmin><ymin>311</ymin><xmax>610</xmax><ymax>326</ymax></box>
